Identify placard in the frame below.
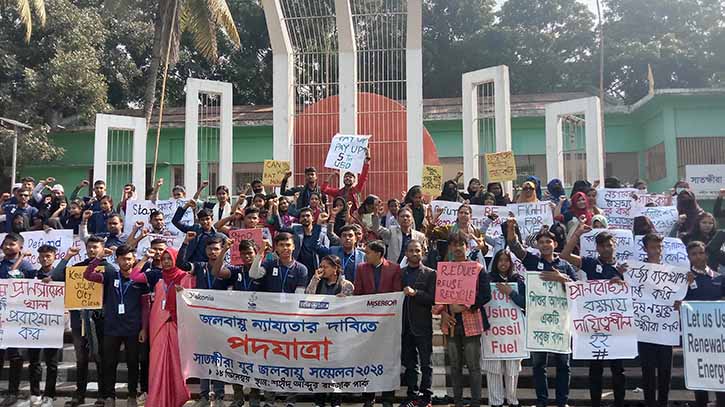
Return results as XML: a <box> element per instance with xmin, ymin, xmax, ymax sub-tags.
<box><xmin>0</xmin><ymin>230</ymin><xmax>75</xmax><ymax>269</ymax></box>
<box><xmin>596</xmin><ymin>188</ymin><xmax>638</xmax><ymax>229</ymax></box>
<box><xmin>430</xmin><ymin>201</ymin><xmax>509</xmax><ymax>239</ymax></box>
<box><xmin>124</xmin><ymin>199</ymin><xmax>192</xmax><ymax>236</ymax></box>
<box><xmin>567</xmin><ymin>280</ymin><xmax>637</xmax><ymax>359</ymax></box>
<box><xmin>0</xmin><ymin>279</ymin><xmax>65</xmax><ymax>348</ymax></box>
<box><xmin>263</xmin><ymin>160</ymin><xmax>290</xmax><ymax>186</ymax></box>
<box><xmin>525</xmin><ymin>271</ymin><xmax>571</xmax><ymax>354</ymax></box>
<box><xmin>685</xmin><ymin>165</ymin><xmax>725</xmax><ymax>199</ymax></box>
<box><xmin>633</xmin><ymin>236</ymin><xmax>689</xmax><ymax>268</ymax></box>
<box><xmin>485</xmin><ymin>151</ymin><xmax>517</xmax><ymax>182</ymax></box>
<box><xmin>680</xmin><ymin>301</ymin><xmax>725</xmax><ymax>391</ymax></box>
<box><xmin>506</xmin><ymin>203</ymin><xmax>554</xmax><ymax>239</ymax></box>
<box><xmin>324</xmin><ymin>134</ymin><xmax>370</xmax><ymax>174</ymax></box>
<box><xmin>435</xmin><ymin>262</ymin><xmax>480</xmax><ymax>305</ymax></box>
<box><xmin>421</xmin><ymin>165</ymin><xmax>443</xmax><ymax>197</ymax></box>
<box><xmin>229</xmin><ymin>229</ymin><xmax>265</xmax><ymax>265</ymax></box>
<box><xmin>482</xmin><ymin>283</ymin><xmax>528</xmax><ymax>360</ymax></box>
<box><xmin>579</xmin><ymin>229</ymin><xmax>635</xmax><ymax>262</ymax></box>
<box><xmin>634</xmin><ymin>193</ymin><xmax>672</xmax><ymax>207</ymax></box>
<box><xmin>634</xmin><ymin>206</ymin><xmax>678</xmax><ymax>234</ymax></box>
<box><xmin>64</xmin><ymin>266</ymin><xmax>104</xmax><ymax>310</ymax></box>
<box><xmin>177</xmin><ymin>290</ymin><xmax>403</xmax><ymax>393</ymax></box>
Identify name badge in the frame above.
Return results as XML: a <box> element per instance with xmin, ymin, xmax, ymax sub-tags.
<box><xmin>114</xmin><ymin>279</ymin><xmax>120</xmax><ymax>288</ymax></box>
<box><xmin>118</xmin><ymin>303</ymin><xmax>125</xmax><ymax>315</ymax></box>
<box><xmin>161</xmin><ymin>299</ymin><xmax>167</xmax><ymax>310</ymax></box>
<box><xmin>238</xmin><ymin>273</ymin><xmax>243</xmax><ymax>282</ymax></box>
<box><xmin>689</xmin><ymin>281</ymin><xmax>698</xmax><ymax>290</ymax></box>
<box><xmin>272</xmin><ymin>267</ymin><xmax>279</xmax><ymax>276</ymax></box>
<box><xmin>537</xmin><ymin>262</ymin><xmax>544</xmax><ymax>270</ymax></box>
<box><xmin>596</xmin><ymin>264</ymin><xmax>603</xmax><ymax>274</ymax></box>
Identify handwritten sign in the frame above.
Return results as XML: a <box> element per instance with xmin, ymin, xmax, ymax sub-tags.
<box><xmin>64</xmin><ymin>266</ymin><xmax>103</xmax><ymax>310</ymax></box>
<box><xmin>430</xmin><ymin>201</ymin><xmax>509</xmax><ymax>239</ymax></box>
<box><xmin>228</xmin><ymin>229</ymin><xmax>265</xmax><ymax>265</ymax></box>
<box><xmin>177</xmin><ymin>290</ymin><xmax>403</xmax><ymax>393</ymax></box>
<box><xmin>525</xmin><ymin>271</ymin><xmax>571</xmax><ymax>354</ymax></box>
<box><xmin>596</xmin><ymin>188</ymin><xmax>638</xmax><ymax>229</ymax></box>
<box><xmin>435</xmin><ymin>262</ymin><xmax>480</xmax><ymax>305</ymax></box>
<box><xmin>681</xmin><ymin>301</ymin><xmax>725</xmax><ymax>391</ymax></box>
<box><xmin>0</xmin><ymin>230</ymin><xmax>75</xmax><ymax>269</ymax></box>
<box><xmin>567</xmin><ymin>280</ymin><xmax>637</xmax><ymax>360</ymax></box>
<box><xmin>482</xmin><ymin>283</ymin><xmax>528</xmax><ymax>360</ymax></box>
<box><xmin>634</xmin><ymin>193</ymin><xmax>672</xmax><ymax>207</ymax></box>
<box><xmin>485</xmin><ymin>151</ymin><xmax>517</xmax><ymax>182</ymax></box>
<box><xmin>685</xmin><ymin>165</ymin><xmax>725</xmax><ymax>199</ymax></box>
<box><xmin>0</xmin><ymin>279</ymin><xmax>65</xmax><ymax>348</ymax></box>
<box><xmin>579</xmin><ymin>229</ymin><xmax>635</xmax><ymax>262</ymax></box>
<box><xmin>421</xmin><ymin>165</ymin><xmax>443</xmax><ymax>197</ymax></box>
<box><xmin>634</xmin><ymin>206</ymin><xmax>678</xmax><ymax>234</ymax></box>
<box><xmin>263</xmin><ymin>160</ymin><xmax>290</xmax><ymax>186</ymax></box>
<box><xmin>507</xmin><ymin>203</ymin><xmax>554</xmax><ymax>239</ymax></box>
<box><xmin>633</xmin><ymin>236</ymin><xmax>689</xmax><ymax>268</ymax></box>
<box><xmin>324</xmin><ymin>134</ymin><xmax>370</xmax><ymax>174</ymax></box>
<box><xmin>124</xmin><ymin>199</ymin><xmax>192</xmax><ymax>236</ymax></box>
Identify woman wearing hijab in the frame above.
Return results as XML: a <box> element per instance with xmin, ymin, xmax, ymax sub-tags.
<box><xmin>564</xmin><ymin>192</ymin><xmax>594</xmax><ymax>239</ymax></box>
<box><xmin>525</xmin><ymin>176</ymin><xmax>543</xmax><ymax>201</ymax></box>
<box><xmin>671</xmin><ymin>190</ymin><xmax>704</xmax><ymax>238</ymax></box>
<box><xmin>462</xmin><ymin>178</ymin><xmax>486</xmax><ymax>205</ymax></box>
<box><xmin>486</xmin><ymin>183</ymin><xmax>510</xmax><ymax>206</ymax></box>
<box><xmin>516</xmin><ymin>181</ymin><xmax>539</xmax><ymax>204</ymax></box>
<box><xmin>131</xmin><ymin>248</ymin><xmax>193</xmax><ymax>407</ymax></box>
<box><xmin>437</xmin><ymin>179</ymin><xmax>463</xmax><ymax>202</ymax></box>
<box><xmin>591</xmin><ymin>214</ymin><xmax>609</xmax><ymax>229</ymax></box>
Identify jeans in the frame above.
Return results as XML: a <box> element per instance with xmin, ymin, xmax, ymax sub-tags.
<box><xmin>638</xmin><ymin>342</ymin><xmax>672</xmax><ymax>407</ymax></box>
<box><xmin>589</xmin><ymin>359</ymin><xmax>625</xmax><ymax>407</ymax></box>
<box><xmin>102</xmin><ymin>335</ymin><xmax>139</xmax><ymax>399</ymax></box>
<box><xmin>447</xmin><ymin>325</ymin><xmax>481</xmax><ymax>407</ymax></box>
<box><xmin>531</xmin><ymin>351</ymin><xmax>570</xmax><ymax>407</ymax></box>
<box><xmin>28</xmin><ymin>348</ymin><xmax>59</xmax><ymax>398</ymax></box>
<box><xmin>402</xmin><ymin>330</ymin><xmax>433</xmax><ymax>400</ymax></box>
<box><xmin>71</xmin><ymin>329</ymin><xmax>103</xmax><ymax>400</ymax></box>
<box><xmin>200</xmin><ymin>379</ymin><xmax>226</xmax><ymax>399</ymax></box>
<box><xmin>0</xmin><ymin>349</ymin><xmax>23</xmax><ymax>396</ymax></box>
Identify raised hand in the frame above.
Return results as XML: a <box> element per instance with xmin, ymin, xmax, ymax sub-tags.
<box><xmin>185</xmin><ymin>231</ymin><xmax>197</xmax><ymax>243</ymax></box>
<box><xmin>82</xmin><ymin>210</ymin><xmax>93</xmax><ymax>222</ymax></box>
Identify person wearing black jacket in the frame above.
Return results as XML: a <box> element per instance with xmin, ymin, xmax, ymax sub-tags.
<box><xmin>400</xmin><ymin>240</ymin><xmax>436</xmax><ymax>407</ymax></box>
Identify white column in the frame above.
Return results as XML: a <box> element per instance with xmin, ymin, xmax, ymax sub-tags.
<box><xmin>585</xmin><ymin>97</ymin><xmax>604</xmax><ymax>185</ymax></box>
<box><xmin>93</xmin><ymin>113</ymin><xmax>147</xmax><ymax>188</ymax></box>
<box><xmin>336</xmin><ymin>0</ymin><xmax>357</xmax><ymax>186</ymax></box>
<box><xmin>184</xmin><ymin>80</ymin><xmax>199</xmax><ymax>194</ymax></box>
<box><xmin>406</xmin><ymin>0</ymin><xmax>423</xmax><ymax>187</ymax></box>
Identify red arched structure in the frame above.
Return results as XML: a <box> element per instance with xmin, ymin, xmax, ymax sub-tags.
<box><xmin>293</xmin><ymin>92</ymin><xmax>440</xmax><ymax>201</ymax></box>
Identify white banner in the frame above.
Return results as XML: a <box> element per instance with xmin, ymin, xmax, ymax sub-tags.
<box><xmin>482</xmin><ymin>283</ymin><xmax>528</xmax><ymax>360</ymax></box>
<box><xmin>596</xmin><ymin>188</ymin><xmax>638</xmax><ymax>229</ymax></box>
<box><xmin>685</xmin><ymin>165</ymin><xmax>725</xmax><ymax>199</ymax></box>
<box><xmin>633</xmin><ymin>236</ymin><xmax>689</xmax><ymax>268</ymax></box>
<box><xmin>631</xmin><ymin>300</ymin><xmax>681</xmax><ymax>346</ymax></box>
<box><xmin>430</xmin><ymin>201</ymin><xmax>509</xmax><ymax>239</ymax></box>
<box><xmin>634</xmin><ymin>193</ymin><xmax>672</xmax><ymax>207</ymax></box>
<box><xmin>124</xmin><ymin>199</ymin><xmax>192</xmax><ymax>236</ymax></box>
<box><xmin>525</xmin><ymin>272</ymin><xmax>571</xmax><ymax>354</ymax></box>
<box><xmin>177</xmin><ymin>290</ymin><xmax>403</xmax><ymax>393</ymax></box>
<box><xmin>0</xmin><ymin>230</ymin><xmax>76</xmax><ymax>269</ymax></box>
<box><xmin>681</xmin><ymin>301</ymin><xmax>725</xmax><ymax>391</ymax></box>
<box><xmin>324</xmin><ymin>134</ymin><xmax>371</xmax><ymax>174</ymax></box>
<box><xmin>506</xmin><ymin>203</ymin><xmax>553</xmax><ymax>240</ymax></box>
<box><xmin>0</xmin><ymin>279</ymin><xmax>65</xmax><ymax>348</ymax></box>
<box><xmin>579</xmin><ymin>229</ymin><xmax>635</xmax><ymax>262</ymax></box>
<box><xmin>634</xmin><ymin>206</ymin><xmax>678</xmax><ymax>234</ymax></box>
<box><xmin>567</xmin><ymin>280</ymin><xmax>637</xmax><ymax>360</ymax></box>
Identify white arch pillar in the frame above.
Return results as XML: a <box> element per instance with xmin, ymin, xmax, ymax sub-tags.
<box><xmin>93</xmin><ymin>113</ymin><xmax>146</xmax><ymax>188</ymax></box>
<box><xmin>406</xmin><ymin>0</ymin><xmax>423</xmax><ymax>187</ymax></box>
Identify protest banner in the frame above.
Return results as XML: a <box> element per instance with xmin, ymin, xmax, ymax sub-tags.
<box><xmin>634</xmin><ymin>193</ymin><xmax>672</xmax><ymax>208</ymax></box>
<box><xmin>135</xmin><ymin>233</ymin><xmax>184</xmax><ymax>257</ymax></box>
<box><xmin>64</xmin><ymin>266</ymin><xmax>103</xmax><ymax>310</ymax></box>
<box><xmin>507</xmin><ymin>203</ymin><xmax>553</xmax><ymax>239</ymax></box>
<box><xmin>421</xmin><ymin>165</ymin><xmax>443</xmax><ymax>197</ymax></box>
<box><xmin>567</xmin><ymin>280</ymin><xmax>637</xmax><ymax>359</ymax></box>
<box><xmin>579</xmin><ymin>229</ymin><xmax>635</xmax><ymax>262</ymax></box>
<box><xmin>685</xmin><ymin>164</ymin><xmax>725</xmax><ymax>199</ymax></box>
<box><xmin>324</xmin><ymin>134</ymin><xmax>370</xmax><ymax>174</ymax></box>
<box><xmin>430</xmin><ymin>201</ymin><xmax>509</xmax><ymax>239</ymax></box>
<box><xmin>624</xmin><ymin>261</ymin><xmax>688</xmax><ymax>345</ymax></box>
<box><xmin>229</xmin><ymin>229</ymin><xmax>265</xmax><ymax>265</ymax></box>
<box><xmin>177</xmin><ymin>290</ymin><xmax>403</xmax><ymax>392</ymax></box>
<box><xmin>0</xmin><ymin>230</ymin><xmax>75</xmax><ymax>269</ymax></box>
<box><xmin>435</xmin><ymin>262</ymin><xmax>480</xmax><ymax>305</ymax></box>
<box><xmin>633</xmin><ymin>236</ymin><xmax>689</xmax><ymax>268</ymax></box>
<box><xmin>525</xmin><ymin>271</ymin><xmax>571</xmax><ymax>354</ymax></box>
<box><xmin>634</xmin><ymin>206</ymin><xmax>678</xmax><ymax>234</ymax></box>
<box><xmin>680</xmin><ymin>301</ymin><xmax>725</xmax><ymax>391</ymax></box>
<box><xmin>124</xmin><ymin>199</ymin><xmax>193</xmax><ymax>236</ymax></box>
<box><xmin>485</xmin><ymin>151</ymin><xmax>517</xmax><ymax>182</ymax></box>
<box><xmin>263</xmin><ymin>160</ymin><xmax>290</xmax><ymax>186</ymax></box>
<box><xmin>482</xmin><ymin>283</ymin><xmax>528</xmax><ymax>360</ymax></box>
<box><xmin>596</xmin><ymin>188</ymin><xmax>638</xmax><ymax>229</ymax></box>
<box><xmin>0</xmin><ymin>279</ymin><xmax>65</xmax><ymax>348</ymax></box>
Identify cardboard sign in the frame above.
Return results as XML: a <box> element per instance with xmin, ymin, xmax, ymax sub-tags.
<box><xmin>228</xmin><ymin>229</ymin><xmax>265</xmax><ymax>265</ymax></box>
<box><xmin>434</xmin><ymin>261</ymin><xmax>481</xmax><ymax>305</ymax></box>
<box><xmin>262</xmin><ymin>160</ymin><xmax>290</xmax><ymax>186</ymax></box>
<box><xmin>324</xmin><ymin>134</ymin><xmax>370</xmax><ymax>174</ymax></box>
<box><xmin>485</xmin><ymin>151</ymin><xmax>517</xmax><ymax>182</ymax></box>
<box><xmin>685</xmin><ymin>165</ymin><xmax>725</xmax><ymax>199</ymax></box>
<box><xmin>421</xmin><ymin>165</ymin><xmax>443</xmax><ymax>197</ymax></box>
<box><xmin>481</xmin><ymin>283</ymin><xmax>528</xmax><ymax>360</ymax></box>
<box><xmin>506</xmin><ymin>203</ymin><xmax>554</xmax><ymax>239</ymax></box>
<box><xmin>64</xmin><ymin>266</ymin><xmax>104</xmax><ymax>310</ymax></box>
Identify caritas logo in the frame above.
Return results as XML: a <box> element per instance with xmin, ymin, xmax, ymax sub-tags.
<box><xmin>367</xmin><ymin>299</ymin><xmax>398</xmax><ymax>308</ymax></box>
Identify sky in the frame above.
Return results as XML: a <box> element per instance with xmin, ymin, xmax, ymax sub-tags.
<box><xmin>494</xmin><ymin>0</ymin><xmax>600</xmax><ymax>15</ymax></box>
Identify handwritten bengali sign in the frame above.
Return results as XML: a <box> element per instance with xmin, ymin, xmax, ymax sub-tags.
<box><xmin>482</xmin><ymin>283</ymin><xmax>528</xmax><ymax>360</ymax></box>
<box><xmin>685</xmin><ymin>165</ymin><xmax>725</xmax><ymax>199</ymax></box>
<box><xmin>525</xmin><ymin>271</ymin><xmax>571</xmax><ymax>354</ymax></box>
<box><xmin>567</xmin><ymin>280</ymin><xmax>637</xmax><ymax>360</ymax></box>
<box><xmin>485</xmin><ymin>151</ymin><xmax>517</xmax><ymax>182</ymax></box>
<box><xmin>124</xmin><ymin>199</ymin><xmax>192</xmax><ymax>236</ymax></box>
<box><xmin>634</xmin><ymin>206</ymin><xmax>678</xmax><ymax>234</ymax></box>
<box><xmin>634</xmin><ymin>193</ymin><xmax>672</xmax><ymax>207</ymax></box>
<box><xmin>421</xmin><ymin>165</ymin><xmax>443</xmax><ymax>197</ymax></box>
<box><xmin>507</xmin><ymin>203</ymin><xmax>554</xmax><ymax>239</ymax></box>
<box><xmin>229</xmin><ymin>229</ymin><xmax>265</xmax><ymax>265</ymax></box>
<box><xmin>633</xmin><ymin>236</ymin><xmax>689</xmax><ymax>268</ymax></box>
<box><xmin>430</xmin><ymin>201</ymin><xmax>509</xmax><ymax>239</ymax></box>
<box><xmin>177</xmin><ymin>290</ymin><xmax>403</xmax><ymax>393</ymax></box>
<box><xmin>263</xmin><ymin>160</ymin><xmax>290</xmax><ymax>186</ymax></box>
<box><xmin>0</xmin><ymin>230</ymin><xmax>75</xmax><ymax>269</ymax></box>
<box><xmin>0</xmin><ymin>279</ymin><xmax>65</xmax><ymax>348</ymax></box>
<box><xmin>579</xmin><ymin>229</ymin><xmax>635</xmax><ymax>263</ymax></box>
<box><xmin>681</xmin><ymin>301</ymin><xmax>725</xmax><ymax>391</ymax></box>
<box><xmin>596</xmin><ymin>188</ymin><xmax>638</xmax><ymax>229</ymax></box>
<box><xmin>624</xmin><ymin>261</ymin><xmax>688</xmax><ymax>346</ymax></box>
<box><xmin>64</xmin><ymin>266</ymin><xmax>103</xmax><ymax>310</ymax></box>
<box><xmin>324</xmin><ymin>134</ymin><xmax>370</xmax><ymax>174</ymax></box>
<box><xmin>435</xmin><ymin>262</ymin><xmax>480</xmax><ymax>305</ymax></box>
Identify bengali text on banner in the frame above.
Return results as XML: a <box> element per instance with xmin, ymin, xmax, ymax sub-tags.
<box><xmin>0</xmin><ymin>279</ymin><xmax>65</xmax><ymax>348</ymax></box>
<box><xmin>525</xmin><ymin>271</ymin><xmax>571</xmax><ymax>354</ymax></box>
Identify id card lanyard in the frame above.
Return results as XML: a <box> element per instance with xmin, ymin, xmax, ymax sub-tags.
<box><xmin>115</xmin><ymin>276</ymin><xmax>132</xmax><ymax>315</ymax></box>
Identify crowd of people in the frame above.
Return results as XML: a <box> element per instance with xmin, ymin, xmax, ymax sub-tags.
<box><xmin>0</xmin><ymin>159</ymin><xmax>724</xmax><ymax>407</ymax></box>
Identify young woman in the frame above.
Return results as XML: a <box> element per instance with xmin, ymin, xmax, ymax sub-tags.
<box><xmin>482</xmin><ymin>250</ymin><xmax>525</xmax><ymax>407</ymax></box>
<box><xmin>671</xmin><ymin>190</ymin><xmax>705</xmax><ymax>239</ymax></box>
<box><xmin>308</xmin><ymin>192</ymin><xmax>325</xmax><ymax>223</ymax></box>
<box><xmin>591</xmin><ymin>214</ymin><xmax>608</xmax><ymax>229</ymax></box>
<box><xmin>207</xmin><ymin>185</ymin><xmax>232</xmax><ymax>223</ymax></box>
<box><xmin>463</xmin><ymin>178</ymin><xmax>485</xmax><ymax>205</ymax></box>
<box><xmin>487</xmin><ymin>182</ymin><xmax>510</xmax><ymax>206</ymax></box>
<box><xmin>429</xmin><ymin>204</ymin><xmax>488</xmax><ymax>264</ymax></box>
<box><xmin>437</xmin><ymin>180</ymin><xmax>463</xmax><ymax>202</ymax></box>
<box><xmin>330</xmin><ymin>197</ymin><xmax>350</xmax><ymax>237</ymax></box>
<box><xmin>355</xmin><ymin>195</ymin><xmax>382</xmax><ymax>242</ymax></box>
<box><xmin>585</xmin><ymin>187</ymin><xmax>603</xmax><ymax>215</ymax></box>
<box><xmin>305</xmin><ymin>255</ymin><xmax>354</xmax><ymax>296</ymax></box>
<box><xmin>88</xmin><ymin>195</ymin><xmax>114</xmax><ymax>234</ymax></box>
<box><xmin>516</xmin><ymin>181</ymin><xmax>538</xmax><ymax>204</ymax></box>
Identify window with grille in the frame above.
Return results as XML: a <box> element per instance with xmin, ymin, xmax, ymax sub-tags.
<box><xmin>646</xmin><ymin>142</ymin><xmax>666</xmax><ymax>181</ymax></box>
<box><xmin>676</xmin><ymin>137</ymin><xmax>725</xmax><ymax>178</ymax></box>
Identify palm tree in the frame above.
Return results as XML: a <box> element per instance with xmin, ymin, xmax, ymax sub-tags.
<box><xmin>12</xmin><ymin>0</ymin><xmax>47</xmax><ymax>42</ymax></box>
<box><xmin>140</xmin><ymin>0</ymin><xmax>241</xmax><ymax>125</ymax></box>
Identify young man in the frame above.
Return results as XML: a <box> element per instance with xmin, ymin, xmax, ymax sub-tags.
<box><xmin>353</xmin><ymin>240</ymin><xmax>402</xmax><ymax>407</ymax></box>
<box><xmin>315</xmin><ymin>224</ymin><xmax>365</xmax><ymax>282</ymax></box>
<box><xmin>321</xmin><ymin>150</ymin><xmax>371</xmax><ymax>213</ymax></box>
<box><xmin>276</xmin><ymin>206</ymin><xmax>329</xmax><ymax>279</ymax></box>
<box><xmin>147</xmin><ymin>209</ymin><xmax>169</xmax><ymax>235</ymax></box>
<box><xmin>438</xmin><ymin>232</ymin><xmax>490</xmax><ymax>407</ymax></box>
<box><xmin>172</xmin><ymin>203</ymin><xmax>224</xmax><ymax>262</ymax></box>
<box><xmin>83</xmin><ymin>244</ymin><xmax>144</xmax><ymax>407</ymax></box>
<box><xmin>507</xmin><ymin>220</ymin><xmax>577</xmax><ymax>407</ymax></box>
<box><xmin>80</xmin><ymin>211</ymin><xmax>133</xmax><ymax>250</ymax></box>
<box><xmin>371</xmin><ymin>207</ymin><xmax>427</xmax><ymax>265</ymax></box>
<box><xmin>71</xmin><ymin>180</ymin><xmax>107</xmax><ymax>212</ymax></box>
<box><xmin>400</xmin><ymin>240</ymin><xmax>436</xmax><ymax>407</ymax></box>
<box><xmin>2</xmin><ymin>188</ymin><xmax>39</xmax><ymax>232</ymax></box>
<box><xmin>215</xmin><ymin>206</ymin><xmax>260</xmax><ymax>235</ymax></box>
<box><xmin>280</xmin><ymin>167</ymin><xmax>327</xmax><ymax>212</ymax></box>
<box><xmin>561</xmin><ymin>224</ymin><xmax>626</xmax><ymax>407</ymax></box>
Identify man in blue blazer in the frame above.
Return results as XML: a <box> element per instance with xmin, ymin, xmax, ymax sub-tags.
<box><xmin>315</xmin><ymin>224</ymin><xmax>365</xmax><ymax>282</ymax></box>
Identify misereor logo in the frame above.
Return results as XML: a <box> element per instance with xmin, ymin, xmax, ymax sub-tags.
<box><xmin>299</xmin><ymin>300</ymin><xmax>330</xmax><ymax>310</ymax></box>
<box><xmin>367</xmin><ymin>299</ymin><xmax>397</xmax><ymax>308</ymax></box>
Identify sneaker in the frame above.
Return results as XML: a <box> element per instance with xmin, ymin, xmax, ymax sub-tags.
<box><xmin>38</xmin><ymin>399</ymin><xmax>53</xmax><ymax>407</ymax></box>
<box><xmin>400</xmin><ymin>399</ymin><xmax>418</xmax><ymax>407</ymax></box>
<box><xmin>30</xmin><ymin>396</ymin><xmax>43</xmax><ymax>407</ymax></box>
<box><xmin>137</xmin><ymin>393</ymin><xmax>147</xmax><ymax>405</ymax></box>
<box><xmin>104</xmin><ymin>398</ymin><xmax>116</xmax><ymax>407</ymax></box>
<box><xmin>127</xmin><ymin>397</ymin><xmax>137</xmax><ymax>407</ymax></box>
<box><xmin>11</xmin><ymin>398</ymin><xmax>31</xmax><ymax>407</ymax></box>
<box><xmin>193</xmin><ymin>399</ymin><xmax>211</xmax><ymax>407</ymax></box>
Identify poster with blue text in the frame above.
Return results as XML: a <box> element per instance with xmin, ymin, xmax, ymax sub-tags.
<box><xmin>681</xmin><ymin>301</ymin><xmax>725</xmax><ymax>391</ymax></box>
<box><xmin>0</xmin><ymin>279</ymin><xmax>65</xmax><ymax>348</ymax></box>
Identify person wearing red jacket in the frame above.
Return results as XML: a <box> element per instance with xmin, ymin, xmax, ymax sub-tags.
<box><xmin>322</xmin><ymin>150</ymin><xmax>371</xmax><ymax>213</ymax></box>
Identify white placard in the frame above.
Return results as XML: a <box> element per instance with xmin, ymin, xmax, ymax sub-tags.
<box><xmin>0</xmin><ymin>230</ymin><xmax>76</xmax><ymax>269</ymax></box>
<box><xmin>0</xmin><ymin>279</ymin><xmax>65</xmax><ymax>348</ymax></box>
<box><xmin>430</xmin><ymin>201</ymin><xmax>509</xmax><ymax>239</ymax></box>
<box><xmin>324</xmin><ymin>134</ymin><xmax>371</xmax><ymax>174</ymax></box>
<box><xmin>685</xmin><ymin>165</ymin><xmax>725</xmax><ymax>199</ymax></box>
<box><xmin>680</xmin><ymin>301</ymin><xmax>725</xmax><ymax>391</ymax></box>
<box><xmin>596</xmin><ymin>188</ymin><xmax>638</xmax><ymax>229</ymax></box>
<box><xmin>634</xmin><ymin>206</ymin><xmax>678</xmax><ymax>234</ymax></box>
<box><xmin>506</xmin><ymin>203</ymin><xmax>554</xmax><ymax>240</ymax></box>
<box><xmin>633</xmin><ymin>236</ymin><xmax>689</xmax><ymax>268</ymax></box>
<box><xmin>124</xmin><ymin>199</ymin><xmax>192</xmax><ymax>235</ymax></box>
<box><xmin>525</xmin><ymin>271</ymin><xmax>571</xmax><ymax>354</ymax></box>
<box><xmin>579</xmin><ymin>229</ymin><xmax>635</xmax><ymax>262</ymax></box>
<box><xmin>482</xmin><ymin>283</ymin><xmax>528</xmax><ymax>360</ymax></box>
